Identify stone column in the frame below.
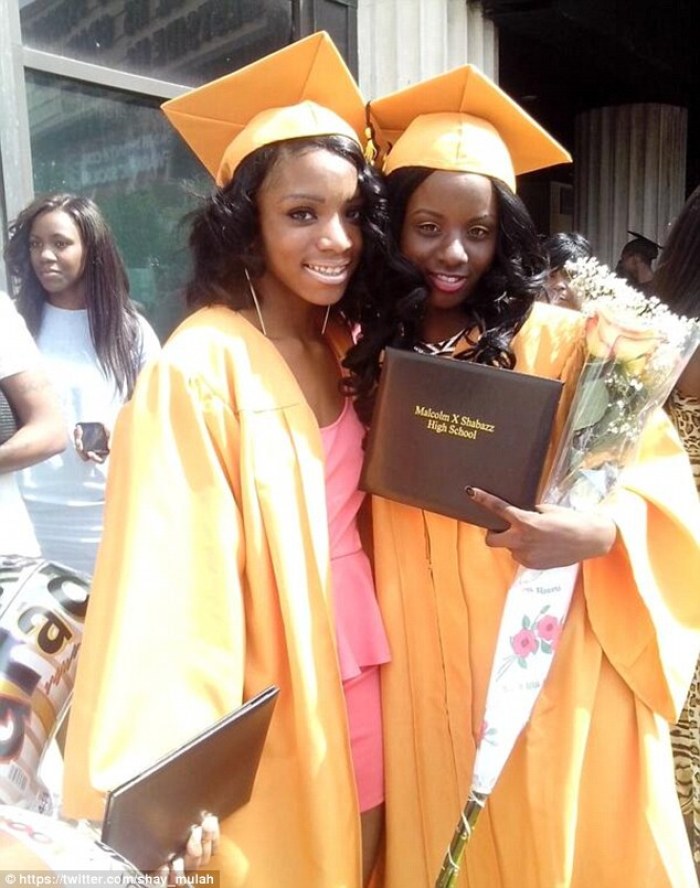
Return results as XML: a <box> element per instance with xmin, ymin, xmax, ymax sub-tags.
<box><xmin>358</xmin><ymin>0</ymin><xmax>498</xmax><ymax>98</ymax></box>
<box><xmin>574</xmin><ymin>104</ymin><xmax>687</xmax><ymax>268</ymax></box>
<box><xmin>0</xmin><ymin>0</ymin><xmax>35</xmax><ymax>287</ymax></box>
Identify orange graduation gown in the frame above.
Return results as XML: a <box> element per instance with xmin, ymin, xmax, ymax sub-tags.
<box><xmin>63</xmin><ymin>307</ymin><xmax>364</xmax><ymax>887</ymax></box>
<box><xmin>374</xmin><ymin>301</ymin><xmax>700</xmax><ymax>887</ymax></box>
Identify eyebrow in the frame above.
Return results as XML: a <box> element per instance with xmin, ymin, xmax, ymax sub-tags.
<box><xmin>279</xmin><ymin>192</ymin><xmax>327</xmax><ymax>203</ymax></box>
<box><xmin>275</xmin><ymin>194</ymin><xmax>363</xmax><ymax>210</ymax></box>
<box><xmin>409</xmin><ymin>208</ymin><xmax>495</xmax><ymax>222</ymax></box>
<box><xmin>30</xmin><ymin>232</ymin><xmax>75</xmax><ymax>239</ymax></box>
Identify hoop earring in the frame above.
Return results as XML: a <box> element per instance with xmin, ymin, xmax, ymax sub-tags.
<box><xmin>244</xmin><ymin>268</ymin><xmax>266</xmax><ymax>336</ymax></box>
<box><xmin>321</xmin><ymin>305</ymin><xmax>331</xmax><ymax>336</ymax></box>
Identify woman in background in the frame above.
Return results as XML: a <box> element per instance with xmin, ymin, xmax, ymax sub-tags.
<box><xmin>653</xmin><ymin>184</ymin><xmax>700</xmax><ymax>874</ymax></box>
<box><xmin>4</xmin><ymin>193</ymin><xmax>160</xmax><ymax>574</ymax></box>
<box><xmin>541</xmin><ymin>230</ymin><xmax>593</xmax><ymax>309</ymax></box>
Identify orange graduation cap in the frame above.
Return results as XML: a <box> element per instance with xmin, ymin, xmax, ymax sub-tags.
<box><xmin>162</xmin><ymin>32</ymin><xmax>366</xmax><ymax>186</ymax></box>
<box><xmin>369</xmin><ymin>65</ymin><xmax>571</xmax><ymax>191</ymax></box>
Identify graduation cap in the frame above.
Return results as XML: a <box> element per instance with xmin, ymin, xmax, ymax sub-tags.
<box><xmin>369</xmin><ymin>65</ymin><xmax>571</xmax><ymax>191</ymax></box>
<box><xmin>625</xmin><ymin>230</ymin><xmax>662</xmax><ymax>260</ymax></box>
<box><xmin>162</xmin><ymin>32</ymin><xmax>367</xmax><ymax>186</ymax></box>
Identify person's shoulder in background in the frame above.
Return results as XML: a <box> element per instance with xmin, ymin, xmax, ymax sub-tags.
<box><xmin>0</xmin><ymin>291</ymin><xmax>41</xmax><ymax>378</ymax></box>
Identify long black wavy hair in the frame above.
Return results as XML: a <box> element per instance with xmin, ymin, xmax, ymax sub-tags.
<box><xmin>185</xmin><ymin>134</ymin><xmax>423</xmax><ymax>401</ymax></box>
<box><xmin>5</xmin><ymin>193</ymin><xmax>144</xmax><ymax>398</ymax></box>
<box><xmin>383</xmin><ymin>167</ymin><xmax>548</xmax><ymax>369</ymax></box>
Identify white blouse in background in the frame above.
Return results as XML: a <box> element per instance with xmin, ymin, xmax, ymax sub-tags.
<box><xmin>20</xmin><ymin>303</ymin><xmax>160</xmax><ymax>575</ymax></box>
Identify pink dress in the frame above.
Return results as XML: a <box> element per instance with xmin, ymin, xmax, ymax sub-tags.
<box><xmin>320</xmin><ymin>398</ymin><xmax>390</xmax><ymax>811</ymax></box>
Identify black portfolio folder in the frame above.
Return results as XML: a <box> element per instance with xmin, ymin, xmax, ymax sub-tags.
<box><xmin>360</xmin><ymin>348</ymin><xmax>563</xmax><ymax>531</ymax></box>
<box><xmin>101</xmin><ymin>685</ymin><xmax>279</xmax><ymax>871</ymax></box>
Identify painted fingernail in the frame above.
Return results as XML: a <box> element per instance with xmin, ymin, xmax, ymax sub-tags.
<box><xmin>202</xmin><ymin>813</ymin><xmax>218</xmax><ymax>833</ymax></box>
<box><xmin>465</xmin><ymin>486</ymin><xmax>475</xmax><ymax>497</ymax></box>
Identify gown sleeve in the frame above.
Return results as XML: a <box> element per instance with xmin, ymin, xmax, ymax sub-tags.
<box><xmin>63</xmin><ymin>350</ymin><xmax>247</xmax><ymax>820</ymax></box>
<box><xmin>582</xmin><ymin>407</ymin><xmax>700</xmax><ymax>722</ymax></box>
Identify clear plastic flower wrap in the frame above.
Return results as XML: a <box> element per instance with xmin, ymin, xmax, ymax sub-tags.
<box><xmin>548</xmin><ymin>258</ymin><xmax>700</xmax><ymax>508</ymax></box>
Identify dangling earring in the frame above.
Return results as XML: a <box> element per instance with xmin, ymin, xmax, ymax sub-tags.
<box><xmin>244</xmin><ymin>268</ymin><xmax>266</xmax><ymax>336</ymax></box>
<box><xmin>321</xmin><ymin>305</ymin><xmax>331</xmax><ymax>336</ymax></box>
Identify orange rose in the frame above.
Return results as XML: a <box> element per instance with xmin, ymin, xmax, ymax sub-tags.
<box><xmin>586</xmin><ymin>306</ymin><xmax>661</xmax><ymax>374</ymax></box>
<box><xmin>585</xmin><ymin>314</ymin><xmax>615</xmax><ymax>360</ymax></box>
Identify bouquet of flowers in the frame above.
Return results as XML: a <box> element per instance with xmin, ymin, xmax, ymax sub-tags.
<box><xmin>436</xmin><ymin>258</ymin><xmax>700</xmax><ymax>887</ymax></box>
<box><xmin>548</xmin><ymin>258</ymin><xmax>698</xmax><ymax>508</ymax></box>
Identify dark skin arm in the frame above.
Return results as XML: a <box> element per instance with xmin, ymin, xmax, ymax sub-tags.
<box><xmin>0</xmin><ymin>368</ymin><xmax>65</xmax><ymax>474</ymax></box>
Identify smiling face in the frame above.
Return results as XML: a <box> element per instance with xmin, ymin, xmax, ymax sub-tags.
<box><xmin>255</xmin><ymin>147</ymin><xmax>363</xmax><ymax>314</ymax></box>
<box><xmin>29</xmin><ymin>209</ymin><xmax>87</xmax><ymax>309</ymax></box>
<box><xmin>400</xmin><ymin>170</ymin><xmax>498</xmax><ymax>337</ymax></box>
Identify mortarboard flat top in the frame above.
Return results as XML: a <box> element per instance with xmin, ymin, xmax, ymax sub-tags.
<box><xmin>369</xmin><ymin>65</ymin><xmax>571</xmax><ymax>191</ymax></box>
<box><xmin>626</xmin><ymin>230</ymin><xmax>662</xmax><ymax>257</ymax></box>
<box><xmin>162</xmin><ymin>32</ymin><xmax>366</xmax><ymax>186</ymax></box>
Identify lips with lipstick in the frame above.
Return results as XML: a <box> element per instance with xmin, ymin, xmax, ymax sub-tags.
<box><xmin>303</xmin><ymin>261</ymin><xmax>354</xmax><ymax>284</ymax></box>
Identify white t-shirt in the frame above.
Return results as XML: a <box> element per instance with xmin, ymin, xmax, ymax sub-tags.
<box><xmin>0</xmin><ymin>294</ymin><xmax>42</xmax><ymax>556</ymax></box>
<box><xmin>19</xmin><ymin>304</ymin><xmax>160</xmax><ymax>574</ymax></box>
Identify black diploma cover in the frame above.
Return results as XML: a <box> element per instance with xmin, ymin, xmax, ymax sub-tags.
<box><xmin>360</xmin><ymin>348</ymin><xmax>563</xmax><ymax>531</ymax></box>
<box><xmin>101</xmin><ymin>685</ymin><xmax>279</xmax><ymax>871</ymax></box>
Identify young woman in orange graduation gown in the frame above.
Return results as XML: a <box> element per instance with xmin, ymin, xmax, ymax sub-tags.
<box><xmin>368</xmin><ymin>69</ymin><xmax>700</xmax><ymax>888</ymax></box>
